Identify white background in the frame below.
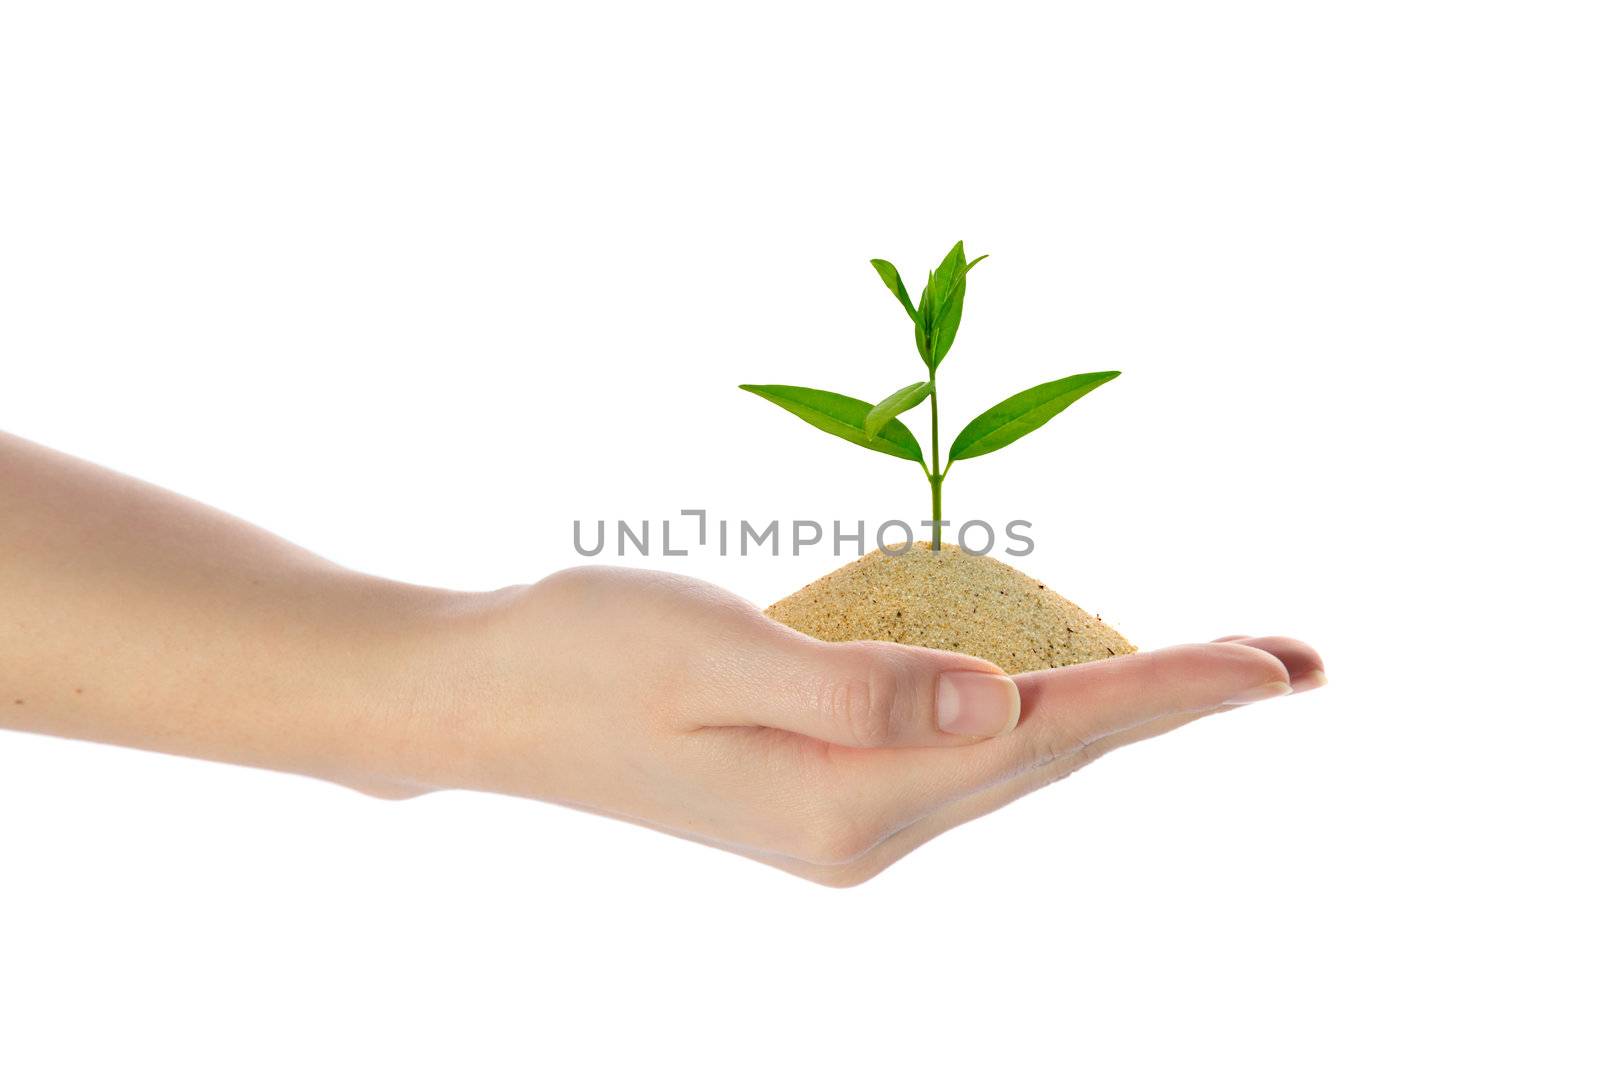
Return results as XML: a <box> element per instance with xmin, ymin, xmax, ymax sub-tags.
<box><xmin>2</xmin><ymin>2</ymin><xmax>1595</xmax><ymax>1063</ymax></box>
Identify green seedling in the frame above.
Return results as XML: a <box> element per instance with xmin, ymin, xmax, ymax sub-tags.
<box><xmin>741</xmin><ymin>241</ymin><xmax>1119</xmax><ymax>550</ymax></box>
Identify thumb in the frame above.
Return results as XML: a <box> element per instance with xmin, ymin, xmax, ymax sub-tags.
<box><xmin>729</xmin><ymin>637</ymin><xmax>1022</xmax><ymax>748</ymax></box>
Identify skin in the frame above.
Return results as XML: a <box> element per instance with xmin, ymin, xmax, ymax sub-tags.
<box><xmin>0</xmin><ymin>430</ymin><xmax>1325</xmax><ymax>886</ymax></box>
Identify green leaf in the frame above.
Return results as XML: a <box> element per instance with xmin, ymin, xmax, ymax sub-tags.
<box><xmin>929</xmin><ymin>284</ymin><xmax>964</xmax><ymax>367</ymax></box>
<box><xmin>870</xmin><ymin>259</ymin><xmax>920</xmax><ymax>325</ymax></box>
<box><xmin>927</xmin><ymin>242</ymin><xmax>986</xmax><ymax>368</ymax></box>
<box><xmin>740</xmin><ymin>384</ymin><xmax>925</xmax><ymax>462</ymax></box>
<box><xmin>931</xmin><ymin>241</ymin><xmax>967</xmax><ymax>307</ymax></box>
<box><xmin>946</xmin><ymin>371</ymin><xmax>1120</xmax><ymax>462</ymax></box>
<box><xmin>914</xmin><ymin>272</ymin><xmax>935</xmax><ymax>367</ymax></box>
<box><xmin>864</xmin><ymin>380</ymin><xmax>932</xmax><ymax>438</ymax></box>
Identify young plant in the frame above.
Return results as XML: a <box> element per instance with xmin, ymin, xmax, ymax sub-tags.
<box><xmin>740</xmin><ymin>241</ymin><xmax>1119</xmax><ymax>550</ymax></box>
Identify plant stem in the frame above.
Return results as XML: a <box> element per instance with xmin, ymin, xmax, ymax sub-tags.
<box><xmin>929</xmin><ymin>374</ymin><xmax>943</xmax><ymax>550</ymax></box>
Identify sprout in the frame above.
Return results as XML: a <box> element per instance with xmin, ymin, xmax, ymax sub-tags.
<box><xmin>741</xmin><ymin>241</ymin><xmax>1119</xmax><ymax>549</ymax></box>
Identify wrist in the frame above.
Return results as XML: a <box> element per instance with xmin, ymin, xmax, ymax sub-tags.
<box><xmin>339</xmin><ymin>579</ymin><xmax>535</xmax><ymax>799</ymax></box>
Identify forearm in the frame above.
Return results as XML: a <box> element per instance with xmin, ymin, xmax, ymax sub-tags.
<box><xmin>0</xmin><ymin>430</ymin><xmax>481</xmax><ymax>793</ymax></box>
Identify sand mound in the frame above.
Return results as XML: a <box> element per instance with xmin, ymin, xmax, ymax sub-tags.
<box><xmin>765</xmin><ymin>542</ymin><xmax>1135</xmax><ymax>673</ymax></box>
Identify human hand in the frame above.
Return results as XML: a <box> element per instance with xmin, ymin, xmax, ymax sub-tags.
<box><xmin>0</xmin><ymin>431</ymin><xmax>1323</xmax><ymax>886</ymax></box>
<box><xmin>387</xmin><ymin>566</ymin><xmax>1326</xmax><ymax>886</ymax></box>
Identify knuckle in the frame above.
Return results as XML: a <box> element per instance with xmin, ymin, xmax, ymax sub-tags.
<box><xmin>527</xmin><ymin>564</ymin><xmax>606</xmax><ymax>597</ymax></box>
<box><xmin>1027</xmin><ymin>721</ymin><xmax>1093</xmax><ymax>773</ymax></box>
<box><xmin>818</xmin><ymin>668</ymin><xmax>902</xmax><ymax>747</ymax></box>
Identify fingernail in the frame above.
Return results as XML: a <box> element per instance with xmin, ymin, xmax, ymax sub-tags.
<box><xmin>1223</xmin><ymin>681</ymin><xmax>1294</xmax><ymax>706</ymax></box>
<box><xmin>1293</xmin><ymin>669</ymin><xmax>1328</xmax><ymax>693</ymax></box>
<box><xmin>937</xmin><ymin>671</ymin><xmax>1021</xmax><ymax>737</ymax></box>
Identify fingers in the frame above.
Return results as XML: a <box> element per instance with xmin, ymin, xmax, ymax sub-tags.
<box><xmin>839</xmin><ymin>664</ymin><xmax>1327</xmax><ymax>886</ymax></box>
<box><xmin>735</xmin><ymin>634</ymin><xmax>1318</xmax><ymax>752</ymax></box>
<box><xmin>791</xmin><ymin>707</ymin><xmax>1226</xmax><ymax>886</ymax></box>
<box><xmin>1213</xmin><ymin>634</ymin><xmax>1327</xmax><ymax>692</ymax></box>
<box><xmin>746</xmin><ymin>637</ymin><xmax>1329</xmax><ymax>885</ymax></box>
<box><xmin>717</xmin><ymin>636</ymin><xmax>1327</xmax><ymax>885</ymax></box>
<box><xmin>835</xmin><ymin>641</ymin><xmax>1297</xmax><ymax>820</ymax></box>
<box><xmin>1010</xmin><ymin>640</ymin><xmax>1294</xmax><ymax>751</ymax></box>
<box><xmin>701</xmin><ymin>633</ymin><xmax>1022</xmax><ymax>748</ymax></box>
<box><xmin>776</xmin><ymin>645</ymin><xmax>1322</xmax><ymax>886</ymax></box>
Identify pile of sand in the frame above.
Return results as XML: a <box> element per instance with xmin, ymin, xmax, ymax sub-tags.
<box><xmin>765</xmin><ymin>542</ymin><xmax>1135</xmax><ymax>673</ymax></box>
